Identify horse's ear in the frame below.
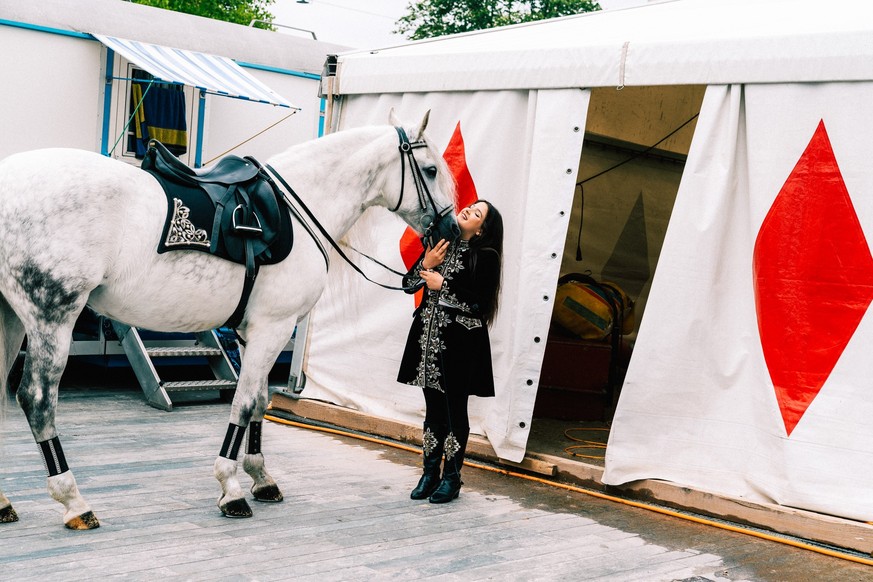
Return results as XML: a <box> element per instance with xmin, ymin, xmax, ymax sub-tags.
<box><xmin>388</xmin><ymin>107</ymin><xmax>401</xmax><ymax>127</ymax></box>
<box><xmin>413</xmin><ymin>110</ymin><xmax>431</xmax><ymax>140</ymax></box>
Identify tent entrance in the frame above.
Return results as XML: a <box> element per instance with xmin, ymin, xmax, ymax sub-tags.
<box><xmin>532</xmin><ymin>85</ymin><xmax>705</xmax><ymax>427</ymax></box>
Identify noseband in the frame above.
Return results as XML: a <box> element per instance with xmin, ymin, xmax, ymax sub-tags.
<box><xmin>392</xmin><ymin>127</ymin><xmax>454</xmax><ymax>245</ymax></box>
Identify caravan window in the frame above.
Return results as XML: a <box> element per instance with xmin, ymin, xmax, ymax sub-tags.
<box><xmin>123</xmin><ymin>67</ymin><xmax>190</xmax><ymax>160</ymax></box>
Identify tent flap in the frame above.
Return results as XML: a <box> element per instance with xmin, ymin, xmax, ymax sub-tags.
<box><xmin>602</xmin><ymin>82</ymin><xmax>873</xmax><ymax>523</ymax></box>
<box><xmin>94</xmin><ymin>34</ymin><xmax>295</xmax><ymax>108</ymax></box>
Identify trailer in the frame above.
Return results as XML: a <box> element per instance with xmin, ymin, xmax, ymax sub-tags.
<box><xmin>1</xmin><ymin>0</ymin><xmax>346</xmax><ymax>407</ymax></box>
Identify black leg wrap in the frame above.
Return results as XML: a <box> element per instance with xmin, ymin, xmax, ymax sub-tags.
<box><xmin>219</xmin><ymin>423</ymin><xmax>246</xmax><ymax>460</ymax></box>
<box><xmin>38</xmin><ymin>436</ymin><xmax>69</xmax><ymax>477</ymax></box>
<box><xmin>246</xmin><ymin>421</ymin><xmax>262</xmax><ymax>455</ymax></box>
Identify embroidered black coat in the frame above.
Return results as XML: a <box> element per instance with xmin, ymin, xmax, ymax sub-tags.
<box><xmin>397</xmin><ymin>240</ymin><xmax>497</xmax><ymax>398</ymax></box>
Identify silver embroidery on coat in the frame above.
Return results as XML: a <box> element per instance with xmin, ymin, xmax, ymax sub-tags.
<box><xmin>407</xmin><ymin>241</ymin><xmax>469</xmax><ymax>392</ymax></box>
<box><xmin>456</xmin><ymin>315</ymin><xmax>482</xmax><ymax>330</ymax></box>
<box><xmin>422</xmin><ymin>427</ymin><xmax>439</xmax><ymax>456</ymax></box>
<box><xmin>444</xmin><ymin>432</ymin><xmax>461</xmax><ymax>461</ymax></box>
<box><xmin>165</xmin><ymin>198</ymin><xmax>210</xmax><ymax>248</ymax></box>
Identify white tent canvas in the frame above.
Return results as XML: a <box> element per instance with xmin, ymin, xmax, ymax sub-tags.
<box><xmin>604</xmin><ymin>82</ymin><xmax>873</xmax><ymax>522</ymax></box>
<box><xmin>304</xmin><ymin>89</ymin><xmax>589</xmax><ymax>461</ymax></box>
<box><xmin>298</xmin><ymin>0</ymin><xmax>873</xmax><ymax>522</ymax></box>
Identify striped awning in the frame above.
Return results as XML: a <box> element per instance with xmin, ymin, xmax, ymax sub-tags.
<box><xmin>93</xmin><ymin>34</ymin><xmax>296</xmax><ymax>108</ymax></box>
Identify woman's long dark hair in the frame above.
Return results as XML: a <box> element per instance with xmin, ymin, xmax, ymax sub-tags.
<box><xmin>468</xmin><ymin>199</ymin><xmax>504</xmax><ymax>326</ymax></box>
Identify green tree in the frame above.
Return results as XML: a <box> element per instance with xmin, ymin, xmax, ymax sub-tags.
<box><xmin>130</xmin><ymin>0</ymin><xmax>276</xmax><ymax>29</ymax></box>
<box><xmin>396</xmin><ymin>0</ymin><xmax>601</xmax><ymax>40</ymax></box>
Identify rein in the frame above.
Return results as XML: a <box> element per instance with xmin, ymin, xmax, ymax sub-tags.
<box><xmin>262</xmin><ymin>126</ymin><xmax>446</xmax><ymax>292</ymax></box>
<box><xmin>267</xmin><ymin>166</ymin><xmax>416</xmax><ymax>291</ymax></box>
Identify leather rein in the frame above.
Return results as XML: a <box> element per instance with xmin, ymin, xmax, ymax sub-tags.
<box><xmin>261</xmin><ymin>127</ymin><xmax>453</xmax><ymax>292</ymax></box>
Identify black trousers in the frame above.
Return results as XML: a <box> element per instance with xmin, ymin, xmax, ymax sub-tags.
<box><xmin>423</xmin><ymin>387</ymin><xmax>469</xmax><ymax>436</ymax></box>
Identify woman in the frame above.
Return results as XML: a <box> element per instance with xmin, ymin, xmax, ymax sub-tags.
<box><xmin>397</xmin><ymin>199</ymin><xmax>504</xmax><ymax>504</ymax></box>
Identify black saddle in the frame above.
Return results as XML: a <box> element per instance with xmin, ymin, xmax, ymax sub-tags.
<box><xmin>142</xmin><ymin>140</ymin><xmax>293</xmax><ymax>327</ymax></box>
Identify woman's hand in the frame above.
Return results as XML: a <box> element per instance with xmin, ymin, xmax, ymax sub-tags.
<box><xmin>422</xmin><ymin>239</ymin><xmax>450</xmax><ymax>270</ymax></box>
<box><xmin>419</xmin><ymin>269</ymin><xmax>445</xmax><ymax>291</ymax></box>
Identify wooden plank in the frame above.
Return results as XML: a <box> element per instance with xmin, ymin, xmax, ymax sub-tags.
<box><xmin>269</xmin><ymin>392</ymin><xmax>557</xmax><ymax>477</ymax></box>
<box><xmin>1</xmin><ymin>388</ymin><xmax>871</xmax><ymax>580</ymax></box>
<box><xmin>271</xmin><ymin>392</ymin><xmax>873</xmax><ymax>556</ymax></box>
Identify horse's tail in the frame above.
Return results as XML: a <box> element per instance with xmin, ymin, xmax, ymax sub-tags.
<box><xmin>0</xmin><ymin>290</ymin><xmax>25</xmax><ymax>421</ymax></box>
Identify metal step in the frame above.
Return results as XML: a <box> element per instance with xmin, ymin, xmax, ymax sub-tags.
<box><xmin>111</xmin><ymin>321</ymin><xmax>239</xmax><ymax>410</ymax></box>
<box><xmin>146</xmin><ymin>346</ymin><xmax>223</xmax><ymax>358</ymax></box>
<box><xmin>162</xmin><ymin>379</ymin><xmax>238</xmax><ymax>392</ymax></box>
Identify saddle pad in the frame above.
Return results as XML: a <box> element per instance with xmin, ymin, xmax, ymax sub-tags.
<box><xmin>155</xmin><ymin>176</ymin><xmax>220</xmax><ymax>253</ymax></box>
<box><xmin>148</xmin><ymin>170</ymin><xmax>293</xmax><ymax>267</ymax></box>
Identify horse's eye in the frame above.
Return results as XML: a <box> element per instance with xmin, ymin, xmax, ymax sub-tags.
<box><xmin>423</xmin><ymin>166</ymin><xmax>438</xmax><ymax>179</ymax></box>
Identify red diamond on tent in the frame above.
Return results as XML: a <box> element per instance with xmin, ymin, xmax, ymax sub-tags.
<box><xmin>753</xmin><ymin>120</ymin><xmax>873</xmax><ymax>436</ymax></box>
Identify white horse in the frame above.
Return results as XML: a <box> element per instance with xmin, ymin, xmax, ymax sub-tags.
<box><xmin>0</xmin><ymin>111</ymin><xmax>458</xmax><ymax>529</ymax></box>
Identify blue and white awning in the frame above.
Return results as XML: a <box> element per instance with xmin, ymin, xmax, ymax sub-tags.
<box><xmin>93</xmin><ymin>34</ymin><xmax>296</xmax><ymax>108</ymax></box>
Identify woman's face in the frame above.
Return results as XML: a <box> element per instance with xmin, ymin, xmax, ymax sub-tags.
<box><xmin>458</xmin><ymin>201</ymin><xmax>489</xmax><ymax>240</ymax></box>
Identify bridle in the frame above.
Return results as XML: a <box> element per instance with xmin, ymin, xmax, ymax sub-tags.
<box><xmin>264</xmin><ymin>126</ymin><xmax>454</xmax><ymax>291</ymax></box>
<box><xmin>393</xmin><ymin>126</ymin><xmax>455</xmax><ymax>247</ymax></box>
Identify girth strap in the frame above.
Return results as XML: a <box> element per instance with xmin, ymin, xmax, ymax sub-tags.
<box><xmin>224</xmin><ymin>251</ymin><xmax>258</xmax><ymax>329</ymax></box>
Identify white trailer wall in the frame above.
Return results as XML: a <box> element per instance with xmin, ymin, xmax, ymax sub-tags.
<box><xmin>0</xmin><ymin>26</ymin><xmax>103</xmax><ymax>158</ymax></box>
<box><xmin>201</xmin><ymin>71</ymin><xmax>323</xmax><ymax>164</ymax></box>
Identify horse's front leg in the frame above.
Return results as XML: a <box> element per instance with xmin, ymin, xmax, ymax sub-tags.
<box><xmin>242</xmin><ymin>418</ymin><xmax>284</xmax><ymax>503</ymax></box>
<box><xmin>214</xmin><ymin>325</ymin><xmax>289</xmax><ymax>517</ymax></box>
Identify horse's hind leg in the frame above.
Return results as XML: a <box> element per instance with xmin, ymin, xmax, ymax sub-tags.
<box><xmin>12</xmin><ymin>283</ymin><xmax>98</xmax><ymax>530</ymax></box>
<box><xmin>0</xmin><ymin>291</ymin><xmax>25</xmax><ymax>523</ymax></box>
<box><xmin>214</xmin><ymin>323</ymin><xmax>290</xmax><ymax>517</ymax></box>
<box><xmin>0</xmin><ymin>490</ymin><xmax>17</xmax><ymax>523</ymax></box>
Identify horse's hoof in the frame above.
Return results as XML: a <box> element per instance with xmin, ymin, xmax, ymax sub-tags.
<box><xmin>65</xmin><ymin>511</ymin><xmax>100</xmax><ymax>530</ymax></box>
<box><xmin>219</xmin><ymin>497</ymin><xmax>253</xmax><ymax>518</ymax></box>
<box><xmin>252</xmin><ymin>484</ymin><xmax>284</xmax><ymax>503</ymax></box>
<box><xmin>0</xmin><ymin>505</ymin><xmax>19</xmax><ymax>523</ymax></box>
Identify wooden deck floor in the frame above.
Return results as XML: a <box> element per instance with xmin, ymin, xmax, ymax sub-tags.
<box><xmin>2</xmin><ymin>388</ymin><xmax>872</xmax><ymax>581</ymax></box>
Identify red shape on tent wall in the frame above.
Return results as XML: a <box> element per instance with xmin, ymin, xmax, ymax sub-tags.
<box><xmin>753</xmin><ymin>119</ymin><xmax>873</xmax><ymax>436</ymax></box>
<box><xmin>399</xmin><ymin>121</ymin><xmax>479</xmax><ymax>306</ymax></box>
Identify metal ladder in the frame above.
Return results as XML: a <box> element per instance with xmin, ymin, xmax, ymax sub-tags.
<box><xmin>111</xmin><ymin>322</ymin><xmax>238</xmax><ymax>411</ymax></box>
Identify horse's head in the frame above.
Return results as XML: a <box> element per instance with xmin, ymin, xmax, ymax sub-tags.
<box><xmin>385</xmin><ymin>109</ymin><xmax>460</xmax><ymax>246</ymax></box>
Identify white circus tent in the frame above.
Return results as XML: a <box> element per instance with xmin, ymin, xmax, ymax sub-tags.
<box><xmin>295</xmin><ymin>0</ymin><xmax>873</xmax><ymax>523</ymax></box>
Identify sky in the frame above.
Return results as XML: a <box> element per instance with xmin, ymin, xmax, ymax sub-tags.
<box><xmin>269</xmin><ymin>0</ymin><xmax>653</xmax><ymax>50</ymax></box>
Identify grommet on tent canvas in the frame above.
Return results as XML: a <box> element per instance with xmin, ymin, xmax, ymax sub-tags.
<box><xmin>92</xmin><ymin>34</ymin><xmax>299</xmax><ymax>163</ymax></box>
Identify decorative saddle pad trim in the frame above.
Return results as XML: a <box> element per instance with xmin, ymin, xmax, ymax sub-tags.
<box><xmin>164</xmin><ymin>197</ymin><xmax>211</xmax><ymax>249</ymax></box>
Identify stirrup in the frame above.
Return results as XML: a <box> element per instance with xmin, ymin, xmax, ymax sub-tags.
<box><xmin>232</xmin><ymin>204</ymin><xmax>263</xmax><ymax>236</ymax></box>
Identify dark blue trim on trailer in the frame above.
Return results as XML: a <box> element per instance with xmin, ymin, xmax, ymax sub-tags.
<box><xmin>318</xmin><ymin>96</ymin><xmax>327</xmax><ymax>137</ymax></box>
<box><xmin>101</xmin><ymin>48</ymin><xmax>114</xmax><ymax>156</ymax></box>
<box><xmin>0</xmin><ymin>18</ymin><xmax>91</xmax><ymax>39</ymax></box>
<box><xmin>195</xmin><ymin>90</ymin><xmax>207</xmax><ymax>167</ymax></box>
<box><xmin>237</xmin><ymin>61</ymin><xmax>321</xmax><ymax>81</ymax></box>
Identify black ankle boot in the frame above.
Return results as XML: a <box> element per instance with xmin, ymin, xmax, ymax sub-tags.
<box><xmin>429</xmin><ymin>430</ymin><xmax>467</xmax><ymax>504</ymax></box>
<box><xmin>411</xmin><ymin>423</ymin><xmax>445</xmax><ymax>500</ymax></box>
